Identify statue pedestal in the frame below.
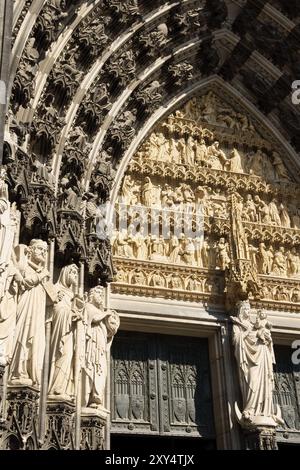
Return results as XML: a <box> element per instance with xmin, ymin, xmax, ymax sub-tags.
<box><xmin>80</xmin><ymin>406</ymin><xmax>109</xmax><ymax>450</ymax></box>
<box><xmin>244</xmin><ymin>426</ymin><xmax>278</xmax><ymax>450</ymax></box>
<box><xmin>43</xmin><ymin>398</ymin><xmax>76</xmax><ymax>450</ymax></box>
<box><xmin>1</xmin><ymin>385</ymin><xmax>40</xmax><ymax>449</ymax></box>
<box><xmin>235</xmin><ymin>404</ymin><xmax>280</xmax><ymax>450</ymax></box>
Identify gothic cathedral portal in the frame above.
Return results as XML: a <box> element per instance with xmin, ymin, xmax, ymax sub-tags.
<box><xmin>0</xmin><ymin>0</ymin><xmax>300</xmax><ymax>451</ymax></box>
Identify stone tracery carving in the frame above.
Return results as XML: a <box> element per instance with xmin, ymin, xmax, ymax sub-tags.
<box><xmin>77</xmin><ymin>82</ymin><xmax>111</xmax><ymax>136</ymax></box>
<box><xmin>34</xmin><ymin>1</ymin><xmax>69</xmax><ymax>56</ymax></box>
<box><xmin>105</xmin><ymin>0</ymin><xmax>140</xmax><ymax>24</ymax></box>
<box><xmin>135</xmin><ymin>81</ymin><xmax>162</xmax><ymax>115</ymax></box>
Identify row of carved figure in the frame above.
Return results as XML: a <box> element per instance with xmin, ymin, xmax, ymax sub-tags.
<box><xmin>182</xmin><ymin>92</ymin><xmax>256</xmax><ymax>131</ymax></box>
<box><xmin>113</xmin><ymin>228</ymin><xmax>300</xmax><ymax>278</ymax></box>
<box><xmin>113</xmin><ymin>262</ymin><xmax>300</xmax><ymax>304</ymax></box>
<box><xmin>261</xmin><ymin>284</ymin><xmax>300</xmax><ymax>304</ymax></box>
<box><xmin>138</xmin><ymin>131</ymin><xmax>290</xmax><ymax>182</ymax></box>
<box><xmin>249</xmin><ymin>244</ymin><xmax>300</xmax><ymax>278</ymax></box>
<box><xmin>113</xmin><ymin>231</ymin><xmax>230</xmax><ymax>270</ymax></box>
<box><xmin>120</xmin><ymin>176</ymin><xmax>299</xmax><ymax>229</ymax></box>
<box><xmin>0</xmin><ymin>238</ymin><xmax>119</xmax><ymax>408</ymax></box>
<box><xmin>114</xmin><ymin>267</ymin><xmax>223</xmax><ymax>295</ymax></box>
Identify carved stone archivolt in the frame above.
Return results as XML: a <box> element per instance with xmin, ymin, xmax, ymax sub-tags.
<box><xmin>7</xmin><ymin>0</ymin><xmax>300</xmax><ymax>207</ymax></box>
<box><xmin>112</xmin><ymin>92</ymin><xmax>300</xmax><ymax>312</ymax></box>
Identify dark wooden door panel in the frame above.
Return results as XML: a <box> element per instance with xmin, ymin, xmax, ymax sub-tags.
<box><xmin>111</xmin><ymin>332</ymin><xmax>159</xmax><ymax>435</ymax></box>
<box><xmin>111</xmin><ymin>332</ymin><xmax>215</xmax><ymax>439</ymax></box>
<box><xmin>274</xmin><ymin>345</ymin><xmax>300</xmax><ymax>442</ymax></box>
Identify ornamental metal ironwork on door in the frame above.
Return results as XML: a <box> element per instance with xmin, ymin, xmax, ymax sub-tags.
<box><xmin>111</xmin><ymin>332</ymin><xmax>215</xmax><ymax>439</ymax></box>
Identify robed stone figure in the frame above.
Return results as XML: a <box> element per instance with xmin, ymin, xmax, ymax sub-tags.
<box><xmin>48</xmin><ymin>264</ymin><xmax>83</xmax><ymax>401</ymax></box>
<box><xmin>0</xmin><ymin>170</ymin><xmax>21</xmax><ymax>366</ymax></box>
<box><xmin>9</xmin><ymin>240</ymin><xmax>50</xmax><ymax>387</ymax></box>
<box><xmin>82</xmin><ymin>286</ymin><xmax>119</xmax><ymax>408</ymax></box>
<box><xmin>231</xmin><ymin>300</ymin><xmax>282</xmax><ymax>427</ymax></box>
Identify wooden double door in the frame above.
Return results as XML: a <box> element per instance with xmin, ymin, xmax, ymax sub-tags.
<box><xmin>111</xmin><ymin>332</ymin><xmax>215</xmax><ymax>441</ymax></box>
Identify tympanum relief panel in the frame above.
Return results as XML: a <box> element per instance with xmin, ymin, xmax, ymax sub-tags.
<box><xmin>111</xmin><ymin>92</ymin><xmax>300</xmax><ymax>312</ymax></box>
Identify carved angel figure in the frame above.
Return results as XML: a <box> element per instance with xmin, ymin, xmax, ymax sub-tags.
<box><xmin>9</xmin><ymin>240</ymin><xmax>51</xmax><ymax>387</ymax></box>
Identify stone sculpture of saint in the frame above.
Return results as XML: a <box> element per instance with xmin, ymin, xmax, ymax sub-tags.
<box><xmin>0</xmin><ymin>253</ymin><xmax>21</xmax><ymax>367</ymax></box>
<box><xmin>168</xmin><ymin>235</ymin><xmax>180</xmax><ymax>264</ymax></box>
<box><xmin>9</xmin><ymin>239</ymin><xmax>51</xmax><ymax>387</ymax></box>
<box><xmin>279</xmin><ymin>203</ymin><xmax>291</xmax><ymax>228</ymax></box>
<box><xmin>207</xmin><ymin>141</ymin><xmax>228</xmax><ymax>170</ymax></box>
<box><xmin>133</xmin><ymin>227</ymin><xmax>148</xmax><ymax>260</ymax></box>
<box><xmin>215</xmin><ymin>238</ymin><xmax>230</xmax><ymax>270</ymax></box>
<box><xmin>231</xmin><ymin>301</ymin><xmax>282</xmax><ymax>427</ymax></box>
<box><xmin>195</xmin><ymin>139</ymin><xmax>208</xmax><ymax>165</ymax></box>
<box><xmin>141</xmin><ymin>177</ymin><xmax>155</xmax><ymax>207</ymax></box>
<box><xmin>82</xmin><ymin>287</ymin><xmax>120</xmax><ymax>408</ymax></box>
<box><xmin>229</xmin><ymin>148</ymin><xmax>244</xmax><ymax>173</ymax></box>
<box><xmin>269</xmin><ymin>199</ymin><xmax>281</xmax><ymax>226</ymax></box>
<box><xmin>0</xmin><ymin>170</ymin><xmax>21</xmax><ymax>366</ymax></box>
<box><xmin>0</xmin><ymin>170</ymin><xmax>19</xmax><ymax>285</ymax></box>
<box><xmin>120</xmin><ymin>175</ymin><xmax>139</xmax><ymax>205</ymax></box>
<box><xmin>272</xmin><ymin>152</ymin><xmax>290</xmax><ymax>182</ymax></box>
<box><xmin>231</xmin><ymin>193</ymin><xmax>249</xmax><ymax>260</ymax></box>
<box><xmin>272</xmin><ymin>247</ymin><xmax>287</xmax><ymax>277</ymax></box>
<box><xmin>48</xmin><ymin>264</ymin><xmax>82</xmax><ymax>401</ymax></box>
